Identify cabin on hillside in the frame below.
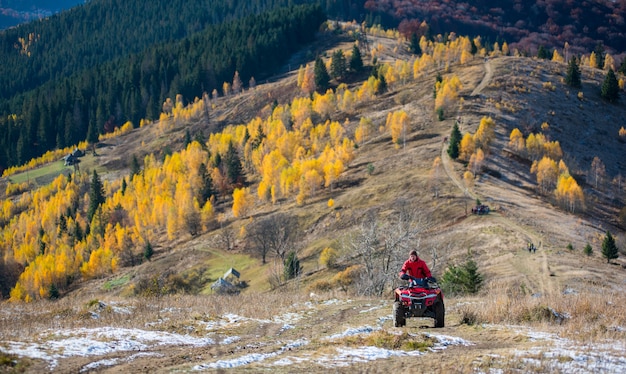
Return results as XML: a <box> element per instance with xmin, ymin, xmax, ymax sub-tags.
<box><xmin>62</xmin><ymin>148</ymin><xmax>85</xmax><ymax>166</ymax></box>
<box><xmin>210</xmin><ymin>268</ymin><xmax>241</xmax><ymax>295</ymax></box>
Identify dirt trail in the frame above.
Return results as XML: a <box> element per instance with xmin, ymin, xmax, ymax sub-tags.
<box><xmin>440</xmin><ymin>59</ymin><xmax>556</xmax><ymax>296</ymax></box>
<box><xmin>471</xmin><ymin>59</ymin><xmax>493</xmax><ymax>96</ymax></box>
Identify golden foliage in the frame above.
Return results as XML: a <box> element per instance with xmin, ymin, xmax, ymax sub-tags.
<box><xmin>319</xmin><ymin>247</ymin><xmax>338</xmax><ymax>268</ymax></box>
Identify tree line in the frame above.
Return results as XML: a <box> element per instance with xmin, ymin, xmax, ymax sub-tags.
<box><xmin>0</xmin><ymin>3</ymin><xmax>326</xmax><ymax>172</ymax></box>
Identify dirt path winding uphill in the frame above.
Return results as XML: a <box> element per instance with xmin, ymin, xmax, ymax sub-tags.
<box><xmin>471</xmin><ymin>59</ymin><xmax>493</xmax><ymax>96</ymax></box>
<box><xmin>439</xmin><ymin>58</ymin><xmax>557</xmax><ymax>296</ymax></box>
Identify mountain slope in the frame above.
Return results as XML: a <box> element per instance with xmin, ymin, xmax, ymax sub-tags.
<box><xmin>0</xmin><ymin>26</ymin><xmax>625</xmax><ymax>373</ymax></box>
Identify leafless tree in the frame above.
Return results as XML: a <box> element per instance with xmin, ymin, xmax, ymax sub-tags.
<box><xmin>247</xmin><ymin>213</ymin><xmax>298</xmax><ymax>264</ymax></box>
<box><xmin>345</xmin><ymin>200</ymin><xmax>430</xmax><ymax>296</ymax></box>
<box><xmin>215</xmin><ymin>225</ymin><xmax>236</xmax><ymax>251</ymax></box>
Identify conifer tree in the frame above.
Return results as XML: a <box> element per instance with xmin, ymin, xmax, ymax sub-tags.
<box><xmin>447</xmin><ymin>122</ymin><xmax>462</xmax><ymax>159</ymax></box>
<box><xmin>376</xmin><ymin>73</ymin><xmax>387</xmax><ymax>94</ymax></box>
<box><xmin>565</xmin><ymin>57</ymin><xmax>581</xmax><ymax>88</ymax></box>
<box><xmin>314</xmin><ymin>56</ymin><xmax>330</xmax><ymax>92</ymax></box>
<box><xmin>349</xmin><ymin>44</ymin><xmax>363</xmax><ymax>72</ymax></box>
<box><xmin>537</xmin><ymin>45</ymin><xmax>549</xmax><ymax>59</ymax></box>
<box><xmin>594</xmin><ymin>42</ymin><xmax>606</xmax><ymax>69</ymax></box>
<box><xmin>330</xmin><ymin>50</ymin><xmax>347</xmax><ymax>80</ymax></box>
<box><xmin>284</xmin><ymin>251</ymin><xmax>301</xmax><ymax>280</ymax></box>
<box><xmin>144</xmin><ymin>241</ymin><xmax>154</xmax><ymax>261</ymax></box>
<box><xmin>130</xmin><ymin>154</ymin><xmax>141</xmax><ymax>177</ymax></box>
<box><xmin>224</xmin><ymin>141</ymin><xmax>244</xmax><ymax>185</ymax></box>
<box><xmin>461</xmin><ymin>259</ymin><xmax>483</xmax><ymax>294</ymax></box>
<box><xmin>470</xmin><ymin>39</ymin><xmax>477</xmax><ymax>55</ymax></box>
<box><xmin>601</xmin><ymin>69</ymin><xmax>619</xmax><ymax>103</ymax></box>
<box><xmin>87</xmin><ymin>169</ymin><xmax>105</xmax><ymax>222</ymax></box>
<box><xmin>198</xmin><ymin>162</ymin><xmax>215</xmax><ymax>204</ymax></box>
<box><xmin>601</xmin><ymin>231</ymin><xmax>619</xmax><ymax>263</ymax></box>
<box><xmin>584</xmin><ymin>243</ymin><xmax>593</xmax><ymax>256</ymax></box>
<box><xmin>410</xmin><ymin>33</ymin><xmax>421</xmax><ymax>55</ymax></box>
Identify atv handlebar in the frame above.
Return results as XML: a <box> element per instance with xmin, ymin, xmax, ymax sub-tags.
<box><xmin>401</xmin><ymin>274</ymin><xmax>437</xmax><ymax>283</ymax></box>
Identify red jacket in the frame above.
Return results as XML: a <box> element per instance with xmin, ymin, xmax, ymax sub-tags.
<box><xmin>400</xmin><ymin>258</ymin><xmax>431</xmax><ymax>279</ymax></box>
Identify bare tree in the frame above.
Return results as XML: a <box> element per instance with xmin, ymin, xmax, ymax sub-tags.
<box><xmin>215</xmin><ymin>225</ymin><xmax>236</xmax><ymax>251</ymax></box>
<box><xmin>346</xmin><ymin>200</ymin><xmax>430</xmax><ymax>296</ymax></box>
<box><xmin>589</xmin><ymin>156</ymin><xmax>606</xmax><ymax>190</ymax></box>
<box><xmin>247</xmin><ymin>213</ymin><xmax>298</xmax><ymax>264</ymax></box>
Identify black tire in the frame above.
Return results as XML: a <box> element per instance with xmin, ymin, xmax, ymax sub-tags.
<box><xmin>434</xmin><ymin>299</ymin><xmax>445</xmax><ymax>328</ymax></box>
<box><xmin>393</xmin><ymin>301</ymin><xmax>406</xmax><ymax>327</ymax></box>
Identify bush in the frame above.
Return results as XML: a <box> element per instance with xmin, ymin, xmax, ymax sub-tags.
<box><xmin>319</xmin><ymin>247</ymin><xmax>338</xmax><ymax>268</ymax></box>
<box><xmin>331</xmin><ymin>265</ymin><xmax>361</xmax><ymax>291</ymax></box>
<box><xmin>584</xmin><ymin>243</ymin><xmax>593</xmax><ymax>256</ymax></box>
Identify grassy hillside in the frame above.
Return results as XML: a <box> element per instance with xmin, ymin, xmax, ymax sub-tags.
<box><xmin>3</xmin><ymin>26</ymin><xmax>625</xmax><ymax>297</ymax></box>
<box><xmin>0</xmin><ymin>25</ymin><xmax>625</xmax><ymax>373</ymax></box>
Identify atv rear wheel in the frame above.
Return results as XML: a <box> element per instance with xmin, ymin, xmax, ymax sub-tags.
<box><xmin>393</xmin><ymin>301</ymin><xmax>406</xmax><ymax>327</ymax></box>
<box><xmin>434</xmin><ymin>299</ymin><xmax>445</xmax><ymax>328</ymax></box>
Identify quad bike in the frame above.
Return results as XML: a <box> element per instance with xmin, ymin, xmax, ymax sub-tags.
<box><xmin>393</xmin><ymin>275</ymin><xmax>445</xmax><ymax>328</ymax></box>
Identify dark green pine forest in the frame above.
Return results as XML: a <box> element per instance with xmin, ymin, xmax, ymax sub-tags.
<box><xmin>0</xmin><ymin>0</ymin><xmax>366</xmax><ymax>172</ymax></box>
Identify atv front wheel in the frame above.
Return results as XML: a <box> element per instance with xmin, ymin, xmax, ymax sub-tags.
<box><xmin>393</xmin><ymin>301</ymin><xmax>406</xmax><ymax>327</ymax></box>
<box><xmin>434</xmin><ymin>300</ymin><xmax>445</xmax><ymax>328</ymax></box>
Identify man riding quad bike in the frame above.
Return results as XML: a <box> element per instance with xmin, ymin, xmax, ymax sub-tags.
<box><xmin>393</xmin><ymin>250</ymin><xmax>445</xmax><ymax>328</ymax></box>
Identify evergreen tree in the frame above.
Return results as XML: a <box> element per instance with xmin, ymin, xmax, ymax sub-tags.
<box><xmin>87</xmin><ymin>170</ymin><xmax>105</xmax><ymax>222</ymax></box>
<box><xmin>565</xmin><ymin>57</ymin><xmax>581</xmax><ymax>88</ymax></box>
<box><xmin>349</xmin><ymin>44</ymin><xmax>363</xmax><ymax>72</ymax></box>
<box><xmin>184</xmin><ymin>129</ymin><xmax>192</xmax><ymax>146</ymax></box>
<box><xmin>330</xmin><ymin>49</ymin><xmax>347</xmax><ymax>80</ymax></box>
<box><xmin>224</xmin><ymin>141</ymin><xmax>244</xmax><ymax>185</ymax></box>
<box><xmin>86</xmin><ymin>119</ymin><xmax>99</xmax><ymax>151</ymax></box>
<box><xmin>376</xmin><ymin>73</ymin><xmax>387</xmax><ymax>94</ymax></box>
<box><xmin>447</xmin><ymin>122</ymin><xmax>462</xmax><ymax>159</ymax></box>
<box><xmin>130</xmin><ymin>154</ymin><xmax>141</xmax><ymax>178</ymax></box>
<box><xmin>601</xmin><ymin>230</ymin><xmax>619</xmax><ymax>263</ymax></box>
<box><xmin>594</xmin><ymin>42</ymin><xmax>605</xmax><ymax>69</ymax></box>
<box><xmin>38</xmin><ymin>227</ymin><xmax>46</xmax><ymax>255</ymax></box>
<box><xmin>470</xmin><ymin>39</ymin><xmax>477</xmax><ymax>55</ymax></box>
<box><xmin>144</xmin><ymin>241</ymin><xmax>154</xmax><ymax>261</ymax></box>
<box><xmin>48</xmin><ymin>283</ymin><xmax>60</xmax><ymax>300</ymax></box>
<box><xmin>314</xmin><ymin>56</ymin><xmax>330</xmax><ymax>92</ymax></box>
<box><xmin>198</xmin><ymin>162</ymin><xmax>215</xmax><ymax>204</ymax></box>
<box><xmin>410</xmin><ymin>33</ymin><xmax>421</xmax><ymax>55</ymax></box>
<box><xmin>121</xmin><ymin>177</ymin><xmax>127</xmax><ymax>195</ymax></box>
<box><xmin>440</xmin><ymin>258</ymin><xmax>483</xmax><ymax>295</ymax></box>
<box><xmin>583</xmin><ymin>243</ymin><xmax>593</xmax><ymax>256</ymax></box>
<box><xmin>601</xmin><ymin>69</ymin><xmax>619</xmax><ymax>103</ymax></box>
<box><xmin>284</xmin><ymin>251</ymin><xmax>301</xmax><ymax>280</ymax></box>
<box><xmin>537</xmin><ymin>45</ymin><xmax>549</xmax><ymax>59</ymax></box>
<box><xmin>461</xmin><ymin>259</ymin><xmax>483</xmax><ymax>294</ymax></box>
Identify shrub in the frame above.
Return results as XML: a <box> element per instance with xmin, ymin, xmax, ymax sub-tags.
<box><xmin>584</xmin><ymin>243</ymin><xmax>593</xmax><ymax>256</ymax></box>
<box><xmin>319</xmin><ymin>247</ymin><xmax>338</xmax><ymax>268</ymax></box>
<box><xmin>331</xmin><ymin>265</ymin><xmax>361</xmax><ymax>291</ymax></box>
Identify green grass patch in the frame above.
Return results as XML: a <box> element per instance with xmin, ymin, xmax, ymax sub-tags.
<box><xmin>9</xmin><ymin>161</ymin><xmax>68</xmax><ymax>186</ymax></box>
<box><xmin>102</xmin><ymin>274</ymin><xmax>132</xmax><ymax>291</ymax></box>
<box><xmin>342</xmin><ymin>331</ymin><xmax>435</xmax><ymax>351</ymax></box>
